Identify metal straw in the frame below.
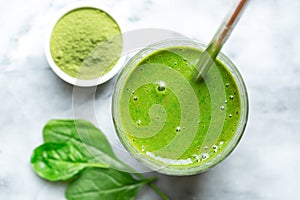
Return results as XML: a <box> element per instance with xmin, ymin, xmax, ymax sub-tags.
<box><xmin>195</xmin><ymin>0</ymin><xmax>248</xmax><ymax>81</ymax></box>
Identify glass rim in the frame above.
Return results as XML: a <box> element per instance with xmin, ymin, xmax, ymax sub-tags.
<box><xmin>112</xmin><ymin>38</ymin><xmax>249</xmax><ymax>176</ymax></box>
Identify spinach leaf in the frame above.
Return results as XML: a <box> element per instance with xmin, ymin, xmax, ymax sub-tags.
<box><xmin>31</xmin><ymin>119</ymin><xmax>169</xmax><ymax>200</ymax></box>
<box><xmin>65</xmin><ymin>168</ymin><xmax>154</xmax><ymax>200</ymax></box>
<box><xmin>31</xmin><ymin>142</ymin><xmax>108</xmax><ymax>181</ymax></box>
<box><xmin>43</xmin><ymin>119</ymin><xmax>127</xmax><ymax>170</ymax></box>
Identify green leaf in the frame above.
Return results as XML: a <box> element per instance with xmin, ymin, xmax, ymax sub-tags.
<box><xmin>30</xmin><ymin>119</ymin><xmax>169</xmax><ymax>200</ymax></box>
<box><xmin>43</xmin><ymin>119</ymin><xmax>127</xmax><ymax>170</ymax></box>
<box><xmin>31</xmin><ymin>143</ymin><xmax>108</xmax><ymax>181</ymax></box>
<box><xmin>66</xmin><ymin>168</ymin><xmax>153</xmax><ymax>200</ymax></box>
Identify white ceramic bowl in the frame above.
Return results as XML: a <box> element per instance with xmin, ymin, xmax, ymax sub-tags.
<box><xmin>45</xmin><ymin>1</ymin><xmax>125</xmax><ymax>87</ymax></box>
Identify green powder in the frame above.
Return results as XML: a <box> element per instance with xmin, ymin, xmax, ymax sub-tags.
<box><xmin>50</xmin><ymin>7</ymin><xmax>122</xmax><ymax>80</ymax></box>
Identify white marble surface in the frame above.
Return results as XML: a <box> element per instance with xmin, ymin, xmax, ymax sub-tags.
<box><xmin>1</xmin><ymin>0</ymin><xmax>300</xmax><ymax>199</ymax></box>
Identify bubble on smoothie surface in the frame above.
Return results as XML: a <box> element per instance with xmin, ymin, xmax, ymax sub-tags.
<box><xmin>176</xmin><ymin>126</ymin><xmax>181</xmax><ymax>133</ymax></box>
<box><xmin>133</xmin><ymin>96</ymin><xmax>138</xmax><ymax>101</ymax></box>
<box><xmin>156</xmin><ymin>81</ymin><xmax>166</xmax><ymax>92</ymax></box>
<box><xmin>229</xmin><ymin>95</ymin><xmax>234</xmax><ymax>100</ymax></box>
<box><xmin>193</xmin><ymin>154</ymin><xmax>201</xmax><ymax>162</ymax></box>
<box><xmin>202</xmin><ymin>153</ymin><xmax>209</xmax><ymax>160</ymax></box>
<box><xmin>221</xmin><ymin>105</ymin><xmax>225</xmax><ymax>111</ymax></box>
<box><xmin>157</xmin><ymin>85</ymin><xmax>166</xmax><ymax>92</ymax></box>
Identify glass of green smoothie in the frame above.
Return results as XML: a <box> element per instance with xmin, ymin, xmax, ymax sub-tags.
<box><xmin>112</xmin><ymin>39</ymin><xmax>248</xmax><ymax>175</ymax></box>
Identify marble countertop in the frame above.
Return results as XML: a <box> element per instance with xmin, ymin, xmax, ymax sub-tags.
<box><xmin>1</xmin><ymin>0</ymin><xmax>300</xmax><ymax>199</ymax></box>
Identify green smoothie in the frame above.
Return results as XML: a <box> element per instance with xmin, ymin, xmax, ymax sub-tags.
<box><xmin>114</xmin><ymin>43</ymin><xmax>245</xmax><ymax>174</ymax></box>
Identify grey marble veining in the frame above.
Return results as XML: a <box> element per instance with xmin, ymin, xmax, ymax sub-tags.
<box><xmin>1</xmin><ymin>0</ymin><xmax>300</xmax><ymax>199</ymax></box>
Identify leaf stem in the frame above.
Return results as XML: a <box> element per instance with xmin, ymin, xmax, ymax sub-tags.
<box><xmin>134</xmin><ymin>173</ymin><xmax>169</xmax><ymax>200</ymax></box>
<box><xmin>119</xmin><ymin>162</ymin><xmax>169</xmax><ymax>200</ymax></box>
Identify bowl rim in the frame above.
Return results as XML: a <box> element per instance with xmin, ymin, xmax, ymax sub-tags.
<box><xmin>44</xmin><ymin>0</ymin><xmax>125</xmax><ymax>87</ymax></box>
